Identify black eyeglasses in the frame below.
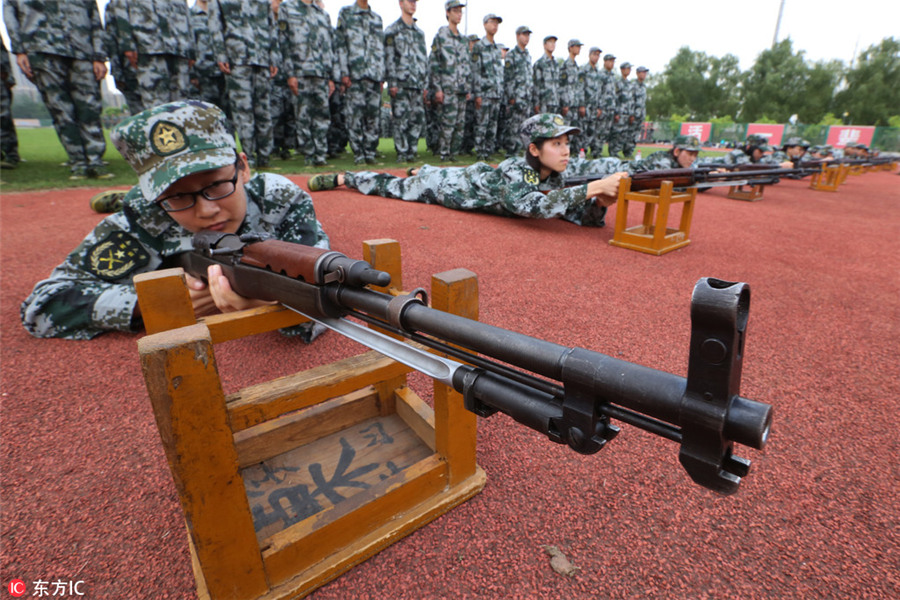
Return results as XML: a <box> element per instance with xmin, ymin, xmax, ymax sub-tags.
<box><xmin>156</xmin><ymin>161</ymin><xmax>240</xmax><ymax>212</ymax></box>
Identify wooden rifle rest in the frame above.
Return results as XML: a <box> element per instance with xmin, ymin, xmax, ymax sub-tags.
<box><xmin>135</xmin><ymin>239</ymin><xmax>485</xmax><ymax>600</ymax></box>
<box><xmin>609</xmin><ymin>177</ymin><xmax>696</xmax><ymax>256</ymax></box>
<box><xmin>809</xmin><ymin>163</ymin><xmax>850</xmax><ymax>192</ymax></box>
<box><xmin>726</xmin><ymin>183</ymin><xmax>765</xmax><ymax>201</ymax></box>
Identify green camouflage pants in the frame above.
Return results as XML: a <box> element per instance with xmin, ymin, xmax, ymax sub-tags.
<box><xmin>29</xmin><ymin>53</ymin><xmax>105</xmax><ymax>171</ymax></box>
<box><xmin>390</xmin><ymin>88</ymin><xmax>424</xmax><ymax>161</ymax></box>
<box><xmin>344</xmin><ymin>79</ymin><xmax>381</xmax><ymax>162</ymax></box>
<box><xmin>435</xmin><ymin>92</ymin><xmax>467</xmax><ymax>160</ymax></box>
<box><xmin>1</xmin><ymin>82</ymin><xmax>19</xmax><ymax>163</ymax></box>
<box><xmin>295</xmin><ymin>77</ymin><xmax>330</xmax><ymax>163</ymax></box>
<box><xmin>474</xmin><ymin>97</ymin><xmax>501</xmax><ymax>160</ymax></box>
<box><xmin>226</xmin><ymin>64</ymin><xmax>273</xmax><ymax>165</ymax></box>
<box><xmin>503</xmin><ymin>100</ymin><xmax>532</xmax><ymax>155</ymax></box>
<box><xmin>136</xmin><ymin>54</ymin><xmax>191</xmax><ymax>109</ymax></box>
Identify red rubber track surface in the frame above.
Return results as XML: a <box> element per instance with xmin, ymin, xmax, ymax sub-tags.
<box><xmin>2</xmin><ymin>170</ymin><xmax>898</xmax><ymax>599</ymax></box>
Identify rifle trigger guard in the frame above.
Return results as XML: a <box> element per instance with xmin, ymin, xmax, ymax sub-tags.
<box><xmin>386</xmin><ymin>287</ymin><xmax>428</xmax><ymax>331</ymax></box>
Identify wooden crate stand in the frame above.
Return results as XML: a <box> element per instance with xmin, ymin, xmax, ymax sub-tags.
<box><xmin>136</xmin><ymin>240</ymin><xmax>486</xmax><ymax>600</ymax></box>
<box><xmin>809</xmin><ymin>163</ymin><xmax>850</xmax><ymax>192</ymax></box>
<box><xmin>609</xmin><ymin>177</ymin><xmax>696</xmax><ymax>256</ymax></box>
<box><xmin>726</xmin><ymin>183</ymin><xmax>765</xmax><ymax>201</ymax></box>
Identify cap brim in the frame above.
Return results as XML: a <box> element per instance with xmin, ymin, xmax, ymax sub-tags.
<box><xmin>139</xmin><ymin>148</ymin><xmax>237</xmax><ymax>204</ymax></box>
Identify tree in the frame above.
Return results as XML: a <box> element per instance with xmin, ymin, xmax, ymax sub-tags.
<box><xmin>740</xmin><ymin>39</ymin><xmax>809</xmax><ymax>122</ymax></box>
<box><xmin>834</xmin><ymin>37</ymin><xmax>900</xmax><ymax>126</ymax></box>
<box><xmin>646</xmin><ymin>47</ymin><xmax>741</xmax><ymax>120</ymax></box>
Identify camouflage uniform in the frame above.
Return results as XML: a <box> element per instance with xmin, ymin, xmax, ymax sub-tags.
<box><xmin>560</xmin><ymin>53</ymin><xmax>583</xmax><ymax>143</ymax></box>
<box><xmin>189</xmin><ymin>2</ymin><xmax>229</xmax><ymax>119</ymax></box>
<box><xmin>608</xmin><ymin>68</ymin><xmax>634</xmax><ymax>157</ymax></box>
<box><xmin>596</xmin><ymin>59</ymin><xmax>617</xmax><ymax>154</ymax></box>
<box><xmin>327</xmin><ymin>87</ymin><xmax>349</xmax><ymax>157</ymax></box>
<box><xmin>698</xmin><ymin>135</ymin><xmax>772</xmax><ymax>167</ymax></box>
<box><xmin>629</xmin><ymin>149</ymin><xmax>680</xmax><ymax>172</ymax></box>
<box><xmin>21</xmin><ymin>100</ymin><xmax>329</xmax><ymax>340</ymax></box>
<box><xmin>341</xmin><ymin>113</ymin><xmax>625</xmax><ymax>227</ymax></box>
<box><xmin>471</xmin><ymin>35</ymin><xmax>504</xmax><ymax>160</ymax></box>
<box><xmin>428</xmin><ymin>24</ymin><xmax>471</xmax><ymax>160</ymax></box>
<box><xmin>279</xmin><ymin>0</ymin><xmax>339</xmax><ymax>165</ymax></box>
<box><xmin>502</xmin><ymin>40</ymin><xmax>533</xmax><ymax>155</ymax></box>
<box><xmin>627</xmin><ymin>69</ymin><xmax>648</xmax><ymax>157</ymax></box>
<box><xmin>532</xmin><ymin>49</ymin><xmax>560</xmax><ymax>114</ymax></box>
<box><xmin>208</xmin><ymin>0</ymin><xmax>279</xmax><ymax>168</ymax></box>
<box><xmin>579</xmin><ymin>56</ymin><xmax>603</xmax><ymax>156</ymax></box>
<box><xmin>1</xmin><ymin>39</ymin><xmax>20</xmax><ymax>167</ymax></box>
<box><xmin>104</xmin><ymin>0</ymin><xmax>143</xmax><ymax>114</ymax></box>
<box><xmin>119</xmin><ymin>0</ymin><xmax>194</xmax><ymax>109</ymax></box>
<box><xmin>335</xmin><ymin>2</ymin><xmax>384</xmax><ymax>164</ymax></box>
<box><xmin>383</xmin><ymin>13</ymin><xmax>427</xmax><ymax>162</ymax></box>
<box><xmin>3</xmin><ymin>0</ymin><xmax>107</xmax><ymax>176</ymax></box>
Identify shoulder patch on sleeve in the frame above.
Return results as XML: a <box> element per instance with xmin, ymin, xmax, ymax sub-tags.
<box><xmin>83</xmin><ymin>231</ymin><xmax>150</xmax><ymax>282</ymax></box>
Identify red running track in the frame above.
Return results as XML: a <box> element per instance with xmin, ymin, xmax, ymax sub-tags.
<box><xmin>1</xmin><ymin>169</ymin><xmax>898</xmax><ymax>598</ymax></box>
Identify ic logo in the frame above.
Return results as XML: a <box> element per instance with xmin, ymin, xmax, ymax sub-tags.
<box><xmin>7</xmin><ymin>580</ymin><xmax>26</xmax><ymax>597</ymax></box>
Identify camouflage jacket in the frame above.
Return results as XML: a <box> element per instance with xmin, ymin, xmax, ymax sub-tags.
<box><xmin>698</xmin><ymin>149</ymin><xmax>751</xmax><ymax>166</ymax></box>
<box><xmin>632</xmin><ymin>79</ymin><xmax>647</xmax><ymax>120</ymax></box>
<box><xmin>3</xmin><ymin>0</ymin><xmax>105</xmax><ymax>62</ymax></box>
<box><xmin>532</xmin><ymin>54</ymin><xmax>560</xmax><ymax>107</ymax></box>
<box><xmin>20</xmin><ymin>174</ymin><xmax>329</xmax><ymax>340</ymax></box>
<box><xmin>579</xmin><ymin>62</ymin><xmax>602</xmax><ymax>110</ymax></box>
<box><xmin>471</xmin><ymin>37</ymin><xmax>503</xmax><ymax>99</ymax></box>
<box><xmin>428</xmin><ymin>25</ymin><xmax>470</xmax><ymax>95</ymax></box>
<box><xmin>189</xmin><ymin>4</ymin><xmax>221</xmax><ymax>80</ymax></box>
<box><xmin>503</xmin><ymin>45</ymin><xmax>532</xmax><ymax>104</ymax></box>
<box><xmin>614</xmin><ymin>76</ymin><xmax>633</xmax><ymax>117</ymax></box>
<box><xmin>335</xmin><ymin>3</ymin><xmax>384</xmax><ymax>82</ymax></box>
<box><xmin>118</xmin><ymin>0</ymin><xmax>194</xmax><ymax>58</ymax></box>
<box><xmin>346</xmin><ymin>156</ymin><xmax>625</xmax><ymax>226</ymax></box>
<box><xmin>559</xmin><ymin>57</ymin><xmax>583</xmax><ymax>109</ymax></box>
<box><xmin>208</xmin><ymin>0</ymin><xmax>278</xmax><ymax>68</ymax></box>
<box><xmin>278</xmin><ymin>0</ymin><xmax>339</xmax><ymax>81</ymax></box>
<box><xmin>383</xmin><ymin>17</ymin><xmax>427</xmax><ymax>90</ymax></box>
<box><xmin>598</xmin><ymin>68</ymin><xmax>617</xmax><ymax>111</ymax></box>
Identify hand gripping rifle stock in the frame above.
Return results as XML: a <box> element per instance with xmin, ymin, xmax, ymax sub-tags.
<box><xmin>180</xmin><ymin>232</ymin><xmax>772</xmax><ymax>495</ymax></box>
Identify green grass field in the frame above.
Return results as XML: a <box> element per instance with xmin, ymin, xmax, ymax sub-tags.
<box><xmin>0</xmin><ymin>127</ymin><xmax>713</xmax><ymax>193</ymax></box>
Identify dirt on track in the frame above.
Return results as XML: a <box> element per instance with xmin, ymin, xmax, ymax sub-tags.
<box><xmin>2</xmin><ymin>169</ymin><xmax>899</xmax><ymax>599</ymax></box>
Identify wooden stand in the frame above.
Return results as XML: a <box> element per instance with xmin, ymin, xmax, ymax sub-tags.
<box><xmin>809</xmin><ymin>163</ymin><xmax>850</xmax><ymax>192</ymax></box>
<box><xmin>726</xmin><ymin>183</ymin><xmax>765</xmax><ymax>201</ymax></box>
<box><xmin>136</xmin><ymin>240</ymin><xmax>485</xmax><ymax>600</ymax></box>
<box><xmin>609</xmin><ymin>177</ymin><xmax>696</xmax><ymax>256</ymax></box>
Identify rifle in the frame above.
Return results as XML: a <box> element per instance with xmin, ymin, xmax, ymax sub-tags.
<box><xmin>177</xmin><ymin>232</ymin><xmax>773</xmax><ymax>496</ymax></box>
<box><xmin>565</xmin><ymin>166</ymin><xmax>819</xmax><ymax>190</ymax></box>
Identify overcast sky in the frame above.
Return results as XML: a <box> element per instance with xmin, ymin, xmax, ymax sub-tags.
<box><xmin>3</xmin><ymin>0</ymin><xmax>898</xmax><ymax>75</ymax></box>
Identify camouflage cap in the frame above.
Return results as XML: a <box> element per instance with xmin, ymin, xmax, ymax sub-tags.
<box><xmin>516</xmin><ymin>25</ymin><xmax>532</xmax><ymax>34</ymax></box>
<box><xmin>520</xmin><ymin>113</ymin><xmax>581</xmax><ymax>145</ymax></box>
<box><xmin>111</xmin><ymin>100</ymin><xmax>236</xmax><ymax>204</ymax></box>
<box><xmin>589</xmin><ymin>46</ymin><xmax>602</xmax><ymax>54</ymax></box>
<box><xmin>483</xmin><ymin>13</ymin><xmax>502</xmax><ymax>24</ymax></box>
<box><xmin>543</xmin><ymin>35</ymin><xmax>558</xmax><ymax>43</ymax></box>
<box><xmin>636</xmin><ymin>66</ymin><xmax>649</xmax><ymax>72</ymax></box>
<box><xmin>674</xmin><ymin>135</ymin><xmax>701</xmax><ymax>151</ymax></box>
<box><xmin>445</xmin><ymin>0</ymin><xmax>465</xmax><ymax>10</ymax></box>
<box><xmin>745</xmin><ymin>134</ymin><xmax>772</xmax><ymax>151</ymax></box>
<box><xmin>604</xmin><ymin>53</ymin><xmax>616</xmax><ymax>60</ymax></box>
<box><xmin>620</xmin><ymin>62</ymin><xmax>632</xmax><ymax>69</ymax></box>
<box><xmin>783</xmin><ymin>136</ymin><xmax>809</xmax><ymax>148</ymax></box>
<box><xmin>568</xmin><ymin>39</ymin><xmax>583</xmax><ymax>48</ymax></box>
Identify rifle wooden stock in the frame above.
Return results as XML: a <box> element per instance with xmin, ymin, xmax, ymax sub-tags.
<box><xmin>179</xmin><ymin>232</ymin><xmax>773</xmax><ymax>495</ymax></box>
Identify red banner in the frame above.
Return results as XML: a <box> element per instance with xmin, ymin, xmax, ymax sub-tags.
<box><xmin>680</xmin><ymin>122</ymin><xmax>712</xmax><ymax>143</ymax></box>
<box><xmin>747</xmin><ymin>124</ymin><xmax>785</xmax><ymax>147</ymax></box>
<box><xmin>826</xmin><ymin>126</ymin><xmax>876</xmax><ymax>148</ymax></box>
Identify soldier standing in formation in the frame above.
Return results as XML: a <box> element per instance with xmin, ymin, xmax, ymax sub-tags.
<box><xmin>532</xmin><ymin>35</ymin><xmax>559</xmax><ymax>114</ymax></box>
<box><xmin>502</xmin><ymin>25</ymin><xmax>533</xmax><ymax>157</ymax></box>
<box><xmin>103</xmin><ymin>0</ymin><xmax>143</xmax><ymax>114</ymax></box>
<box><xmin>335</xmin><ymin>0</ymin><xmax>384</xmax><ymax>165</ymax></box>
<box><xmin>1</xmin><ymin>38</ymin><xmax>21</xmax><ymax>170</ymax></box>
<box><xmin>119</xmin><ymin>0</ymin><xmax>194</xmax><ymax>109</ymax></box>
<box><xmin>471</xmin><ymin>14</ymin><xmax>504</xmax><ymax>161</ymax></box>
<box><xmin>627</xmin><ymin>66</ymin><xmax>649</xmax><ymax>156</ymax></box>
<box><xmin>595</xmin><ymin>53</ymin><xmax>617</xmax><ymax>156</ymax></box>
<box><xmin>208</xmin><ymin>0</ymin><xmax>279</xmax><ymax>169</ymax></box>
<box><xmin>189</xmin><ymin>0</ymin><xmax>229</xmax><ymax>120</ymax></box>
<box><xmin>579</xmin><ymin>47</ymin><xmax>603</xmax><ymax>157</ymax></box>
<box><xmin>428</xmin><ymin>0</ymin><xmax>471</xmax><ymax>162</ymax></box>
<box><xmin>279</xmin><ymin>0</ymin><xmax>339</xmax><ymax>166</ymax></box>
<box><xmin>608</xmin><ymin>61</ymin><xmax>633</xmax><ymax>157</ymax></box>
<box><xmin>3</xmin><ymin>0</ymin><xmax>112</xmax><ymax>180</ymax></box>
<box><xmin>559</xmin><ymin>39</ymin><xmax>583</xmax><ymax>136</ymax></box>
<box><xmin>384</xmin><ymin>0</ymin><xmax>428</xmax><ymax>164</ymax></box>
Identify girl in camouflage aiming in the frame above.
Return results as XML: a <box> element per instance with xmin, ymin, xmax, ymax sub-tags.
<box><xmin>309</xmin><ymin>113</ymin><xmax>628</xmax><ymax>227</ymax></box>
